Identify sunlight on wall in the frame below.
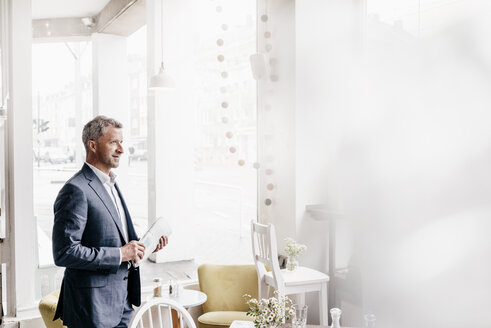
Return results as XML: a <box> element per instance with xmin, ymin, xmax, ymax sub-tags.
<box><xmin>297</xmin><ymin>0</ymin><xmax>491</xmax><ymax>327</ymax></box>
<box><xmin>395</xmin><ymin>214</ymin><xmax>484</xmax><ymax>282</ymax></box>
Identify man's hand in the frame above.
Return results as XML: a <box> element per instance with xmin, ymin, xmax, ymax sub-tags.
<box><xmin>121</xmin><ymin>241</ymin><xmax>146</xmax><ymax>262</ymax></box>
<box><xmin>153</xmin><ymin>235</ymin><xmax>168</xmax><ymax>253</ymax></box>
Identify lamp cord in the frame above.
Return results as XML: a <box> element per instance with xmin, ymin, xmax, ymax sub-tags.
<box><xmin>160</xmin><ymin>0</ymin><xmax>164</xmax><ymax>68</ymax></box>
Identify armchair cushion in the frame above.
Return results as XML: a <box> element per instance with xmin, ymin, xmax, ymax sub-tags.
<box><xmin>198</xmin><ymin>311</ymin><xmax>253</xmax><ymax>328</ymax></box>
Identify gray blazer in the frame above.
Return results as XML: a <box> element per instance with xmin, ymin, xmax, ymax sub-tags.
<box><xmin>52</xmin><ymin>164</ymin><xmax>141</xmax><ymax>328</ymax></box>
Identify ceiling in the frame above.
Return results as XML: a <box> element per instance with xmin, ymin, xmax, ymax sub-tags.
<box><xmin>32</xmin><ymin>0</ymin><xmax>111</xmax><ymax>19</ymax></box>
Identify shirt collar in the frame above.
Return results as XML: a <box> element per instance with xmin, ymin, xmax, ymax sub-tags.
<box><xmin>85</xmin><ymin>162</ymin><xmax>117</xmax><ymax>185</ymax></box>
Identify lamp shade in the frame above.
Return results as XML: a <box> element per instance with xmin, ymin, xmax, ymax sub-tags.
<box><xmin>149</xmin><ymin>63</ymin><xmax>175</xmax><ymax>90</ymax></box>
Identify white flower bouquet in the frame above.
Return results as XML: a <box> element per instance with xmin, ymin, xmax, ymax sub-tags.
<box><xmin>284</xmin><ymin>238</ymin><xmax>307</xmax><ymax>270</ymax></box>
<box><xmin>284</xmin><ymin>238</ymin><xmax>307</xmax><ymax>258</ymax></box>
<box><xmin>244</xmin><ymin>292</ymin><xmax>294</xmax><ymax>328</ymax></box>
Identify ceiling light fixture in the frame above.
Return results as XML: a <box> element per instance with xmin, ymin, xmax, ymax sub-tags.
<box><xmin>149</xmin><ymin>0</ymin><xmax>175</xmax><ymax>90</ymax></box>
<box><xmin>81</xmin><ymin>17</ymin><xmax>96</xmax><ymax>29</ymax></box>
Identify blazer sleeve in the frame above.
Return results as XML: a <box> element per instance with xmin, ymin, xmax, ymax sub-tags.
<box><xmin>52</xmin><ymin>183</ymin><xmax>121</xmax><ymax>273</ymax></box>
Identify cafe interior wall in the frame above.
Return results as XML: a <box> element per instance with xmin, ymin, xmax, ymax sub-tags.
<box><xmin>294</xmin><ymin>0</ymin><xmax>491</xmax><ymax>327</ymax></box>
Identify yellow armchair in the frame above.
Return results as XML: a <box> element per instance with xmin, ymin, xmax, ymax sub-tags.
<box><xmin>39</xmin><ymin>290</ymin><xmax>66</xmax><ymax>328</ymax></box>
<box><xmin>197</xmin><ymin>264</ymin><xmax>258</xmax><ymax>328</ymax></box>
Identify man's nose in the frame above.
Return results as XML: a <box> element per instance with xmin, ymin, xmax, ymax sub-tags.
<box><xmin>117</xmin><ymin>143</ymin><xmax>124</xmax><ymax>153</ymax></box>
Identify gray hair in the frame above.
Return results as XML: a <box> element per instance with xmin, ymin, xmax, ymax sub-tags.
<box><xmin>82</xmin><ymin>115</ymin><xmax>123</xmax><ymax>153</ymax></box>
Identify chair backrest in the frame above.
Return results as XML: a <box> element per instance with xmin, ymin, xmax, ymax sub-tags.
<box><xmin>251</xmin><ymin>221</ymin><xmax>284</xmax><ymax>295</ymax></box>
<box><xmin>129</xmin><ymin>298</ymin><xmax>197</xmax><ymax>328</ymax></box>
<box><xmin>198</xmin><ymin>264</ymin><xmax>258</xmax><ymax>313</ymax></box>
<box><xmin>38</xmin><ymin>289</ymin><xmax>66</xmax><ymax>328</ymax></box>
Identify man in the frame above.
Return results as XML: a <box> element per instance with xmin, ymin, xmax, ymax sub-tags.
<box><xmin>52</xmin><ymin>115</ymin><xmax>168</xmax><ymax>328</ymax></box>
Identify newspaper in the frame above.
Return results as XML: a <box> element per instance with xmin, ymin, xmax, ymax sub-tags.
<box><xmin>132</xmin><ymin>217</ymin><xmax>172</xmax><ymax>267</ymax></box>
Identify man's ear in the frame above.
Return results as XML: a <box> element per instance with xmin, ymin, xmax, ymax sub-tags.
<box><xmin>88</xmin><ymin>140</ymin><xmax>97</xmax><ymax>153</ymax></box>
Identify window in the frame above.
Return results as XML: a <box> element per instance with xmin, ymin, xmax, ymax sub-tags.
<box><xmin>154</xmin><ymin>0</ymin><xmax>257</xmax><ymax>264</ymax></box>
<box><xmin>32</xmin><ymin>41</ymin><xmax>93</xmax><ymax>296</ymax></box>
<box><xmin>32</xmin><ymin>28</ymin><xmax>150</xmax><ymax>296</ymax></box>
<box><xmin>186</xmin><ymin>1</ymin><xmax>256</xmax><ymax>264</ymax></box>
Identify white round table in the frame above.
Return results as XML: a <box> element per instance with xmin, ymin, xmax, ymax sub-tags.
<box><xmin>148</xmin><ymin>289</ymin><xmax>207</xmax><ymax>308</ymax></box>
<box><xmin>169</xmin><ymin>289</ymin><xmax>207</xmax><ymax>308</ymax></box>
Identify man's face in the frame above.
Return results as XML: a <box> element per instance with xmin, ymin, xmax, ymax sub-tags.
<box><xmin>94</xmin><ymin>126</ymin><xmax>124</xmax><ymax>172</ymax></box>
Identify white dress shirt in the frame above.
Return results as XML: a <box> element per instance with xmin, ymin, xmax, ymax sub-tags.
<box><xmin>86</xmin><ymin>162</ymin><xmax>129</xmax><ymax>264</ymax></box>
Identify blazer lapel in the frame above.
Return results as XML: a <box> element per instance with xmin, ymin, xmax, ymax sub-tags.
<box><xmin>115</xmin><ymin>183</ymin><xmax>138</xmax><ymax>241</ymax></box>
<box><xmin>82</xmin><ymin>164</ymin><xmax>126</xmax><ymax>243</ymax></box>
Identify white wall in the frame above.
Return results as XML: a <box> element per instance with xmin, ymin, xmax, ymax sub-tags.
<box><xmin>296</xmin><ymin>1</ymin><xmax>491</xmax><ymax>327</ymax></box>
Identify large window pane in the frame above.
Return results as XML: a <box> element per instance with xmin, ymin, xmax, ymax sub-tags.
<box><xmin>32</xmin><ymin>41</ymin><xmax>92</xmax><ymax>296</ymax></box>
<box><xmin>157</xmin><ymin>1</ymin><xmax>257</xmax><ymax>264</ymax></box>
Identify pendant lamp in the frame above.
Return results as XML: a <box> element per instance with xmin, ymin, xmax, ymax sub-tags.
<box><xmin>149</xmin><ymin>0</ymin><xmax>175</xmax><ymax>90</ymax></box>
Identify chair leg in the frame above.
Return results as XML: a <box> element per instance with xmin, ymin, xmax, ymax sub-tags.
<box><xmin>296</xmin><ymin>293</ymin><xmax>305</xmax><ymax>307</ymax></box>
<box><xmin>319</xmin><ymin>282</ymin><xmax>328</xmax><ymax>326</ymax></box>
<box><xmin>260</xmin><ymin>281</ymin><xmax>269</xmax><ymax>299</ymax></box>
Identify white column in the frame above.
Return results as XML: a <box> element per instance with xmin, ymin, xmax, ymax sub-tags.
<box><xmin>7</xmin><ymin>0</ymin><xmax>36</xmax><ymax>315</ymax></box>
<box><xmin>91</xmin><ymin>32</ymin><xmax>129</xmax><ymax>125</ymax></box>
<box><xmin>146</xmin><ymin>0</ymin><xmax>158</xmax><ymax>230</ymax></box>
<box><xmin>91</xmin><ymin>32</ymin><xmax>130</xmax><ymax>177</ymax></box>
<box><xmin>147</xmin><ymin>0</ymin><xmax>195</xmax><ymax>262</ymax></box>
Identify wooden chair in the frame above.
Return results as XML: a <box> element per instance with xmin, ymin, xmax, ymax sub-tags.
<box><xmin>129</xmin><ymin>298</ymin><xmax>197</xmax><ymax>328</ymax></box>
<box><xmin>251</xmin><ymin>221</ymin><xmax>329</xmax><ymax>325</ymax></box>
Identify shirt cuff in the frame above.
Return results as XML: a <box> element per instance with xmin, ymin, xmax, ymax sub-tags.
<box><xmin>119</xmin><ymin>248</ymin><xmax>122</xmax><ymax>265</ymax></box>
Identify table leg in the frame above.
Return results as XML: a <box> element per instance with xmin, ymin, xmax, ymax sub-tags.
<box><xmin>172</xmin><ymin>309</ymin><xmax>180</xmax><ymax>328</ymax></box>
<box><xmin>328</xmin><ymin>217</ymin><xmax>336</xmax><ymax>325</ymax></box>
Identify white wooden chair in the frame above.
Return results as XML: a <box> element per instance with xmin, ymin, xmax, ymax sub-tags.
<box><xmin>251</xmin><ymin>221</ymin><xmax>329</xmax><ymax>325</ymax></box>
<box><xmin>129</xmin><ymin>298</ymin><xmax>197</xmax><ymax>328</ymax></box>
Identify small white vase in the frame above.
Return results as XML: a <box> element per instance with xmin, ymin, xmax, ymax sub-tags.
<box><xmin>286</xmin><ymin>256</ymin><xmax>298</xmax><ymax>271</ymax></box>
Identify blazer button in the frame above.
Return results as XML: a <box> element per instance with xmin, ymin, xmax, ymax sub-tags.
<box><xmin>123</xmin><ymin>276</ymin><xmax>128</xmax><ymax>280</ymax></box>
